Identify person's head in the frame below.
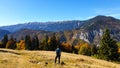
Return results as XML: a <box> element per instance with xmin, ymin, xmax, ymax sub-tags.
<box><xmin>57</xmin><ymin>45</ymin><xmax>60</xmax><ymax>48</ymax></box>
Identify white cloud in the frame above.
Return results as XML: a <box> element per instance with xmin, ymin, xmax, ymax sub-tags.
<box><xmin>108</xmin><ymin>14</ymin><xmax>120</xmax><ymax>17</ymax></box>
<box><xmin>94</xmin><ymin>8</ymin><xmax>120</xmax><ymax>14</ymax></box>
<box><xmin>94</xmin><ymin>8</ymin><xmax>120</xmax><ymax>19</ymax></box>
<box><xmin>107</xmin><ymin>14</ymin><xmax>120</xmax><ymax>18</ymax></box>
<box><xmin>86</xmin><ymin>16</ymin><xmax>96</xmax><ymax>19</ymax></box>
<box><xmin>75</xmin><ymin>8</ymin><xmax>120</xmax><ymax>20</ymax></box>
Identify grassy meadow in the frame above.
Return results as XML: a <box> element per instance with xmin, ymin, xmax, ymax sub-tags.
<box><xmin>0</xmin><ymin>48</ymin><xmax>119</xmax><ymax>68</ymax></box>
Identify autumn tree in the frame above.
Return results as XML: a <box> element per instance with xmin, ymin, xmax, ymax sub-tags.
<box><xmin>61</xmin><ymin>42</ymin><xmax>72</xmax><ymax>53</ymax></box>
<box><xmin>6</xmin><ymin>36</ymin><xmax>16</xmax><ymax>49</ymax></box>
<box><xmin>79</xmin><ymin>43</ymin><xmax>91</xmax><ymax>56</ymax></box>
<box><xmin>16</xmin><ymin>40</ymin><xmax>25</xmax><ymax>50</ymax></box>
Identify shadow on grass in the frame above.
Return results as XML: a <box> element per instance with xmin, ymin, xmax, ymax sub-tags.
<box><xmin>0</xmin><ymin>50</ymin><xmax>20</xmax><ymax>55</ymax></box>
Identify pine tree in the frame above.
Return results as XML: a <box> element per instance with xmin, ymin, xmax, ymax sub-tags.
<box><xmin>98</xmin><ymin>29</ymin><xmax>119</xmax><ymax>61</ymax></box>
<box><xmin>2</xmin><ymin>34</ymin><xmax>8</xmax><ymax>48</ymax></box>
<box><xmin>40</xmin><ymin>35</ymin><xmax>49</xmax><ymax>50</ymax></box>
<box><xmin>44</xmin><ymin>35</ymin><xmax>49</xmax><ymax>50</ymax></box>
<box><xmin>25</xmin><ymin>35</ymin><xmax>32</xmax><ymax>50</ymax></box>
<box><xmin>91</xmin><ymin>44</ymin><xmax>97</xmax><ymax>55</ymax></box>
<box><xmin>34</xmin><ymin>35</ymin><xmax>39</xmax><ymax>50</ymax></box>
<box><xmin>49</xmin><ymin>34</ymin><xmax>57</xmax><ymax>51</ymax></box>
<box><xmin>32</xmin><ymin>35</ymin><xmax>39</xmax><ymax>50</ymax></box>
<box><xmin>31</xmin><ymin>38</ymin><xmax>35</xmax><ymax>50</ymax></box>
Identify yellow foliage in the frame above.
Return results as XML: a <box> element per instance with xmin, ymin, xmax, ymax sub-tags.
<box><xmin>0</xmin><ymin>42</ymin><xmax>3</xmax><ymax>48</ymax></box>
<box><xmin>61</xmin><ymin>42</ymin><xmax>72</xmax><ymax>52</ymax></box>
<box><xmin>16</xmin><ymin>40</ymin><xmax>25</xmax><ymax>50</ymax></box>
<box><xmin>6</xmin><ymin>40</ymin><xmax>16</xmax><ymax>49</ymax></box>
<box><xmin>47</xmin><ymin>38</ymin><xmax>51</xmax><ymax>44</ymax></box>
<box><xmin>74</xmin><ymin>45</ymin><xmax>80</xmax><ymax>50</ymax></box>
<box><xmin>74</xmin><ymin>42</ymin><xmax>90</xmax><ymax>51</ymax></box>
<box><xmin>82</xmin><ymin>43</ymin><xmax>90</xmax><ymax>48</ymax></box>
<box><xmin>118</xmin><ymin>48</ymin><xmax>120</xmax><ymax>53</ymax></box>
<box><xmin>0</xmin><ymin>42</ymin><xmax>3</xmax><ymax>44</ymax></box>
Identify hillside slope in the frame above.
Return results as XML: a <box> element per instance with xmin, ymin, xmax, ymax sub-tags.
<box><xmin>0</xmin><ymin>29</ymin><xmax>10</xmax><ymax>39</ymax></box>
<box><xmin>0</xmin><ymin>48</ymin><xmax>119</xmax><ymax>68</ymax></box>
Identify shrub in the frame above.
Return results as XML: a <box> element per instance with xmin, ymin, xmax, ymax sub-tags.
<box><xmin>78</xmin><ymin>43</ymin><xmax>91</xmax><ymax>56</ymax></box>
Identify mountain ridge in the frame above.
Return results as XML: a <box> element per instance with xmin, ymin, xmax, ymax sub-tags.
<box><xmin>0</xmin><ymin>15</ymin><xmax>120</xmax><ymax>32</ymax></box>
<box><xmin>0</xmin><ymin>20</ymin><xmax>84</xmax><ymax>32</ymax></box>
<box><xmin>0</xmin><ymin>15</ymin><xmax>120</xmax><ymax>45</ymax></box>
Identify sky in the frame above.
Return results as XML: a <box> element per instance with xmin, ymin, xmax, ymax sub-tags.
<box><xmin>0</xmin><ymin>0</ymin><xmax>120</xmax><ymax>26</ymax></box>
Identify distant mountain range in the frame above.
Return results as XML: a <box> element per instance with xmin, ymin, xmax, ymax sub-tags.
<box><xmin>0</xmin><ymin>15</ymin><xmax>120</xmax><ymax>45</ymax></box>
<box><xmin>0</xmin><ymin>20</ymin><xmax>84</xmax><ymax>32</ymax></box>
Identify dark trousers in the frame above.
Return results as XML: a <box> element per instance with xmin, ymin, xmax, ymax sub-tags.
<box><xmin>55</xmin><ymin>55</ymin><xmax>61</xmax><ymax>63</ymax></box>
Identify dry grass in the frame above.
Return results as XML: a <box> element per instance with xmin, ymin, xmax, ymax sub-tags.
<box><xmin>0</xmin><ymin>48</ymin><xmax>119</xmax><ymax>68</ymax></box>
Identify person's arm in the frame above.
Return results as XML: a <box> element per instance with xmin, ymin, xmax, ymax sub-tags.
<box><xmin>60</xmin><ymin>49</ymin><xmax>61</xmax><ymax>55</ymax></box>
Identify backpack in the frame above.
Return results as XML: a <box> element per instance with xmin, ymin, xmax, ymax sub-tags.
<box><xmin>56</xmin><ymin>48</ymin><xmax>61</xmax><ymax>55</ymax></box>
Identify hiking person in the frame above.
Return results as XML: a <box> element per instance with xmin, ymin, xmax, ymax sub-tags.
<box><xmin>55</xmin><ymin>46</ymin><xmax>61</xmax><ymax>64</ymax></box>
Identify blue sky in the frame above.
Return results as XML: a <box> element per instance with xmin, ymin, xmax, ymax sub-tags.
<box><xmin>0</xmin><ymin>0</ymin><xmax>120</xmax><ymax>26</ymax></box>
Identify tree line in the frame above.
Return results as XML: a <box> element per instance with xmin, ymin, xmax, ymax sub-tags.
<box><xmin>0</xmin><ymin>29</ymin><xmax>120</xmax><ymax>62</ymax></box>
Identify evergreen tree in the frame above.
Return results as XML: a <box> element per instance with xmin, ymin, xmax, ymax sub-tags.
<box><xmin>25</xmin><ymin>35</ymin><xmax>32</xmax><ymax>50</ymax></box>
<box><xmin>31</xmin><ymin>38</ymin><xmax>35</xmax><ymax>50</ymax></box>
<box><xmin>2</xmin><ymin>34</ymin><xmax>8</xmax><ymax>48</ymax></box>
<box><xmin>40</xmin><ymin>35</ymin><xmax>49</xmax><ymax>50</ymax></box>
<box><xmin>6</xmin><ymin>40</ymin><xmax>16</xmax><ymax>49</ymax></box>
<box><xmin>49</xmin><ymin>34</ymin><xmax>57</xmax><ymax>51</ymax></box>
<box><xmin>43</xmin><ymin>35</ymin><xmax>49</xmax><ymax>50</ymax></box>
<box><xmin>32</xmin><ymin>35</ymin><xmax>39</xmax><ymax>50</ymax></box>
<box><xmin>34</xmin><ymin>35</ymin><xmax>39</xmax><ymax>50</ymax></box>
<box><xmin>98</xmin><ymin>29</ymin><xmax>119</xmax><ymax>61</ymax></box>
<box><xmin>91</xmin><ymin>44</ymin><xmax>97</xmax><ymax>55</ymax></box>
